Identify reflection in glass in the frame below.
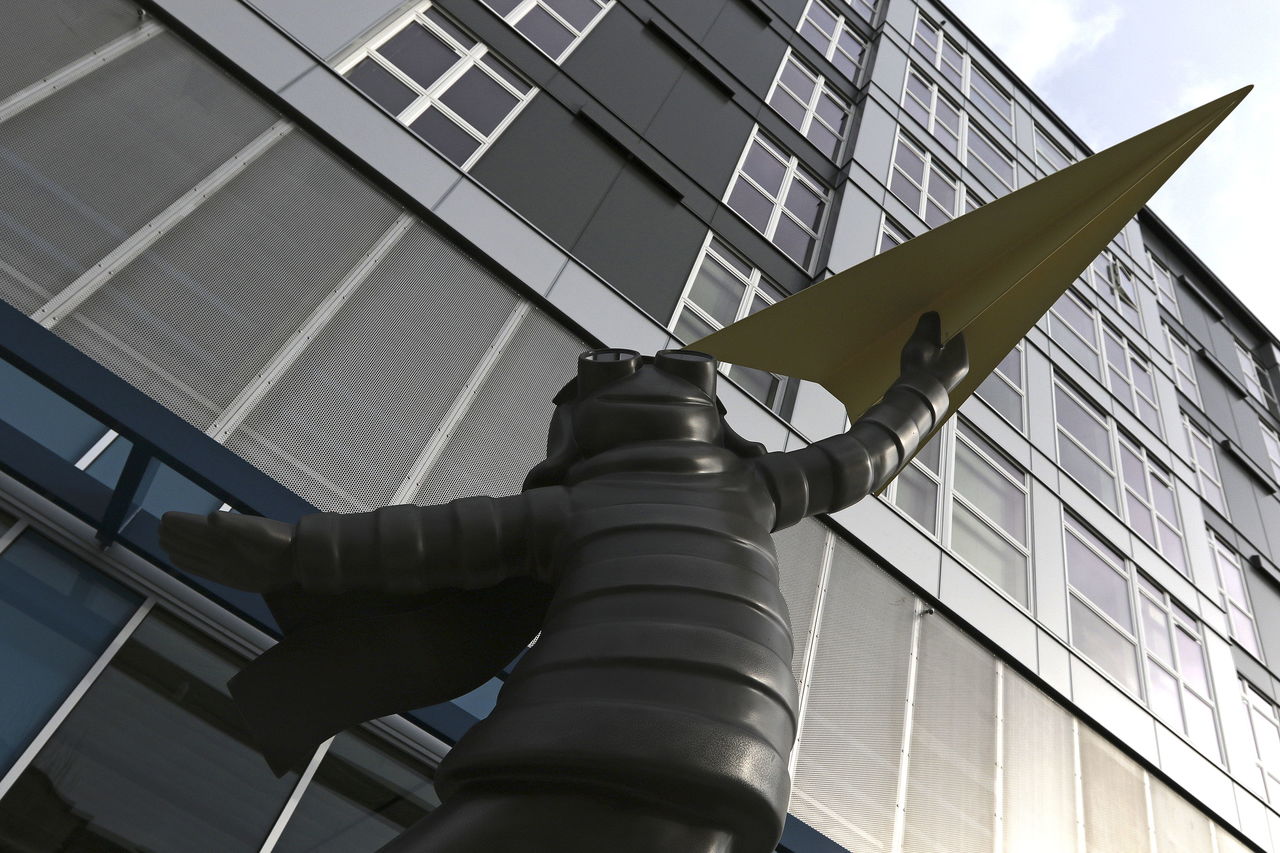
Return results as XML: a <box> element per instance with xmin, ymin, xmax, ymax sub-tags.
<box><xmin>0</xmin><ymin>360</ymin><xmax>108</xmax><ymax>463</ymax></box>
<box><xmin>0</xmin><ymin>532</ymin><xmax>141</xmax><ymax>771</ymax></box>
<box><xmin>1070</xmin><ymin>597</ymin><xmax>1141</xmax><ymax>696</ymax></box>
<box><xmin>952</xmin><ymin>503</ymin><xmax>1026</xmax><ymax>604</ymax></box>
<box><xmin>272</xmin><ymin>730</ymin><xmax>439</xmax><ymax>852</ymax></box>
<box><xmin>0</xmin><ymin>611</ymin><xmax>300</xmax><ymax>851</ymax></box>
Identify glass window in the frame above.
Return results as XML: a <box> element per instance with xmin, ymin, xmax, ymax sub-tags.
<box><xmin>0</xmin><ymin>359</ymin><xmax>110</xmax><ymax>463</ymax></box>
<box><xmin>725</xmin><ymin>129</ymin><xmax>830</xmax><ymax>269</ymax></box>
<box><xmin>1049</xmin><ymin>288</ymin><xmax>1102</xmax><ymax>377</ymax></box>
<box><xmin>1086</xmin><ymin>252</ymin><xmax>1142</xmax><ymax>331</ymax></box>
<box><xmin>911</xmin><ymin>11</ymin><xmax>962</xmax><ymax>88</ymax></box>
<box><xmin>1244</xmin><ymin>681</ymin><xmax>1280</xmax><ymax>805</ymax></box>
<box><xmin>0</xmin><ymin>611</ymin><xmax>302</xmax><ymax>850</ymax></box>
<box><xmin>890</xmin><ymin>130</ymin><xmax>967</xmax><ymax>229</ymax></box>
<box><xmin>1183</xmin><ymin>415</ymin><xmax>1228</xmax><ymax>516</ymax></box>
<box><xmin>768</xmin><ymin>50</ymin><xmax>851</xmax><ymax>159</ymax></box>
<box><xmin>967</xmin><ymin>63</ymin><xmax>1013</xmax><ymax>136</ymax></box>
<box><xmin>1234</xmin><ymin>339</ymin><xmax>1275</xmax><ymax>408</ymax></box>
<box><xmin>1137</xmin><ymin>579</ymin><xmax>1220</xmax><ymax>760</ymax></box>
<box><xmin>901</xmin><ymin>66</ymin><xmax>961</xmax><ymax>156</ymax></box>
<box><xmin>1148</xmin><ymin>252</ymin><xmax>1180</xmax><ymax>319</ymax></box>
<box><xmin>482</xmin><ymin>0</ymin><xmax>612</xmax><ymax>61</ymax></box>
<box><xmin>670</xmin><ymin>234</ymin><xmax>790</xmax><ymax>412</ymax></box>
<box><xmin>966</xmin><ymin>122</ymin><xmax>1015</xmax><ymax>193</ymax></box>
<box><xmin>1209</xmin><ymin>533</ymin><xmax>1262</xmax><ymax>660</ymax></box>
<box><xmin>1054</xmin><ymin>380</ymin><xmax>1117</xmax><ymax>511</ymax></box>
<box><xmin>1262</xmin><ymin>421</ymin><xmax>1280</xmax><ymax>484</ymax></box>
<box><xmin>1164</xmin><ymin>326</ymin><xmax>1201</xmax><ymax>406</ymax></box>
<box><xmin>1101</xmin><ymin>326</ymin><xmax>1160</xmax><ymax>431</ymax></box>
<box><xmin>337</xmin><ymin>3</ymin><xmax>536</xmax><ymax>170</ymax></box>
<box><xmin>1033</xmin><ymin>124</ymin><xmax>1073</xmax><ymax>173</ymax></box>
<box><xmin>0</xmin><ymin>530</ymin><xmax>142</xmax><ymax>771</ymax></box>
<box><xmin>878</xmin><ymin>215</ymin><xmax>910</xmax><ymax>254</ymax></box>
<box><xmin>973</xmin><ymin>342</ymin><xmax>1025</xmax><ymax>431</ymax></box>
<box><xmin>271</xmin><ymin>730</ymin><xmax>440</xmax><ymax>852</ymax></box>
<box><xmin>797</xmin><ymin>0</ymin><xmax>867</xmax><ymax>81</ymax></box>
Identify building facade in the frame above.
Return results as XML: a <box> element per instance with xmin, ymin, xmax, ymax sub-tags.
<box><xmin>1</xmin><ymin>0</ymin><xmax>1278</xmax><ymax>850</ymax></box>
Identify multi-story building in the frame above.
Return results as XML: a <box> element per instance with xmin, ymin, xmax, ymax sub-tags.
<box><xmin>0</xmin><ymin>0</ymin><xmax>1277</xmax><ymax>850</ymax></box>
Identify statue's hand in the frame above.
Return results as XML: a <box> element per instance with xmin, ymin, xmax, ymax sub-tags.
<box><xmin>159</xmin><ymin>511</ymin><xmax>295</xmax><ymax>592</ymax></box>
<box><xmin>900</xmin><ymin>311</ymin><xmax>968</xmax><ymax>392</ymax></box>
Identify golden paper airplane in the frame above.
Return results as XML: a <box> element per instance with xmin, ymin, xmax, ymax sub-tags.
<box><xmin>692</xmin><ymin>87</ymin><xmax>1250</xmax><ymax>440</ymax></box>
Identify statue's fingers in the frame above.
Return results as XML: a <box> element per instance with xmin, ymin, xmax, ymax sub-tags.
<box><xmin>912</xmin><ymin>311</ymin><xmax>942</xmax><ymax>348</ymax></box>
<box><xmin>159</xmin><ymin>511</ymin><xmax>215</xmax><ymax>552</ymax></box>
<box><xmin>937</xmin><ymin>332</ymin><xmax>970</xmax><ymax>387</ymax></box>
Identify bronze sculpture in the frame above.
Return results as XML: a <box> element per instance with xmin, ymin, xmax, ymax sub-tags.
<box><xmin>158</xmin><ymin>88</ymin><xmax>1246</xmax><ymax>852</ymax></box>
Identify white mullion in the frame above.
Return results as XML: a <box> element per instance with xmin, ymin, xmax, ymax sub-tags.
<box><xmin>0</xmin><ymin>20</ymin><xmax>164</xmax><ymax>125</ymax></box>
<box><xmin>670</xmin><ymin>232</ymin><xmax>716</xmax><ymax>328</ymax></box>
<box><xmin>258</xmin><ymin>736</ymin><xmax>335</xmax><ymax>853</ymax></box>
<box><xmin>0</xmin><ymin>597</ymin><xmax>155</xmax><ymax>800</ymax></box>
<box><xmin>1143</xmin><ymin>771</ymin><xmax>1158</xmax><ymax>853</ymax></box>
<box><xmin>889</xmin><ymin>600</ymin><xmax>927</xmax><ymax>853</ymax></box>
<box><xmin>1071</xmin><ymin>719</ymin><xmax>1087</xmax><ymax>853</ymax></box>
<box><xmin>33</xmin><ymin>120</ymin><xmax>294</xmax><ymax>328</ymax></box>
<box><xmin>207</xmin><ymin>213</ymin><xmax>414</xmax><ymax>441</ymax></box>
<box><xmin>75</xmin><ymin>429</ymin><xmax>120</xmax><ymax>470</ymax></box>
<box><xmin>391</xmin><ymin>301</ymin><xmax>531</xmax><ymax>503</ymax></box>
<box><xmin>788</xmin><ymin>528</ymin><xmax>836</xmax><ymax>778</ymax></box>
<box><xmin>993</xmin><ymin>661</ymin><xmax>1005</xmax><ymax>853</ymax></box>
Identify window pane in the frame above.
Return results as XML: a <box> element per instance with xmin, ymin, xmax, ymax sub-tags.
<box><xmin>954</xmin><ymin>442</ymin><xmax>1024</xmax><ymax>539</ymax></box>
<box><xmin>1055</xmin><ymin>387</ymin><xmax>1110</xmax><ymax>462</ymax></box>
<box><xmin>781</xmin><ymin>59</ymin><xmax>816</xmax><ymax>102</ymax></box>
<box><xmin>0</xmin><ymin>532</ymin><xmax>141</xmax><ymax>771</ymax></box>
<box><xmin>1229</xmin><ymin>606</ymin><xmax>1260</xmax><ymax>657</ymax></box>
<box><xmin>808</xmin><ymin>123</ymin><xmax>839</xmax><ymax>158</ymax></box>
<box><xmin>673</xmin><ymin>308</ymin><xmax>715</xmax><ymax>343</ymax></box>
<box><xmin>728</xmin><ymin>180</ymin><xmax>774</xmax><ymax>232</ymax></box>
<box><xmin>687</xmin><ymin>258</ymin><xmax>745</xmax><ymax>326</ymax></box>
<box><xmin>772</xmin><ymin>216</ymin><xmax>816</xmax><ymax>267</ymax></box>
<box><xmin>743</xmin><ymin>142</ymin><xmax>786</xmax><ymax>196</ymax></box>
<box><xmin>784</xmin><ymin>180</ymin><xmax>824</xmax><ymax>230</ymax></box>
<box><xmin>1184</xmin><ymin>694</ymin><xmax>1220</xmax><ymax>761</ymax></box>
<box><xmin>379</xmin><ymin>23</ymin><xmax>458</xmax><ymax>90</ymax></box>
<box><xmin>409</xmin><ymin>108</ymin><xmax>481</xmax><ymax>166</ymax></box>
<box><xmin>1140</xmin><ymin>596</ymin><xmax>1173</xmax><ymax>663</ymax></box>
<box><xmin>515</xmin><ymin>5</ymin><xmax>575</xmax><ymax>57</ymax></box>
<box><xmin>422</xmin><ymin>8</ymin><xmax>476</xmax><ymax>48</ymax></box>
<box><xmin>438</xmin><ymin>67</ymin><xmax>518</xmax><ymax>135</ymax></box>
<box><xmin>1147</xmin><ymin>662</ymin><xmax>1182</xmax><ymax>725</ymax></box>
<box><xmin>1176</xmin><ymin>629</ymin><xmax>1209</xmax><ymax>695</ymax></box>
<box><xmin>0</xmin><ymin>359</ymin><xmax>110</xmax><ymax>462</ymax></box>
<box><xmin>546</xmin><ymin>0</ymin><xmax>603</xmax><ymax>30</ymax></box>
<box><xmin>895</xmin><ymin>463</ymin><xmax>938</xmax><ymax>533</ymax></box>
<box><xmin>0</xmin><ymin>612</ymin><xmax>301</xmax><ymax>850</ymax></box>
<box><xmin>271</xmin><ymin>730</ymin><xmax>440</xmax><ymax>852</ymax></box>
<box><xmin>1059</xmin><ymin>439</ymin><xmax>1117</xmax><ymax>510</ymax></box>
<box><xmin>1070</xmin><ymin>597</ymin><xmax>1141</xmax><ymax>695</ymax></box>
<box><xmin>770</xmin><ymin>89</ymin><xmax>808</xmax><ymax>128</ymax></box>
<box><xmin>732</xmin><ymin>365</ymin><xmax>782</xmax><ymax>409</ymax></box>
<box><xmin>1066</xmin><ymin>531</ymin><xmax>1131</xmax><ymax>630</ymax></box>
<box><xmin>975</xmin><ymin>373</ymin><xmax>1022</xmax><ymax>429</ymax></box>
<box><xmin>952</xmin><ymin>503</ymin><xmax>1027</xmax><ymax>603</ymax></box>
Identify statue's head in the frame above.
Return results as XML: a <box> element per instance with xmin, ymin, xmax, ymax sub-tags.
<box><xmin>523</xmin><ymin>348</ymin><xmax>765</xmax><ymax>489</ymax></box>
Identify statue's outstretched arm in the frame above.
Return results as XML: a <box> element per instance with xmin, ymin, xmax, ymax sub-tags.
<box><xmin>159</xmin><ymin>487</ymin><xmax>571</xmax><ymax>594</ymax></box>
<box><xmin>756</xmin><ymin>312</ymin><xmax>967</xmax><ymax>529</ymax></box>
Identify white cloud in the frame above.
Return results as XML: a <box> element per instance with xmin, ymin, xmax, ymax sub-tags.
<box><xmin>943</xmin><ymin>0</ymin><xmax>1122</xmax><ymax>86</ymax></box>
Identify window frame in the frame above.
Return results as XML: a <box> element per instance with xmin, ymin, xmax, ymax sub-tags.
<box><xmin>766</xmin><ymin>48</ymin><xmax>853</xmax><ymax>160</ymax></box>
<box><xmin>910</xmin><ymin>10</ymin><xmax>1014</xmax><ymax>139</ymax></box>
<box><xmin>1183</xmin><ymin>414</ymin><xmax>1229</xmax><ymax>517</ymax></box>
<box><xmin>900</xmin><ymin>65</ymin><xmax>1015</xmax><ymax>193</ymax></box>
<box><xmin>1033</xmin><ymin>123</ymin><xmax>1073</xmax><ymax>174</ymax></box>
<box><xmin>1261</xmin><ymin>420</ymin><xmax>1280</xmax><ymax>485</ymax></box>
<box><xmin>797</xmin><ymin>0</ymin><xmax>868</xmax><ymax>83</ymax></box>
<box><xmin>973</xmin><ymin>341</ymin><xmax>1026</xmax><ymax>431</ymax></box>
<box><xmin>1164</xmin><ymin>325</ymin><xmax>1202</xmax><ymax>406</ymax></box>
<box><xmin>889</xmin><ymin>128</ymin><xmax>971</xmax><ymax>229</ymax></box>
<box><xmin>1243</xmin><ymin>680</ymin><xmax>1280</xmax><ymax>804</ymax></box>
<box><xmin>724</xmin><ymin>127</ymin><xmax>832</xmax><ymax>271</ymax></box>
<box><xmin>336</xmin><ymin>2</ymin><xmax>537</xmax><ymax>171</ymax></box>
<box><xmin>1148</xmin><ymin>251</ymin><xmax>1181</xmax><ymax>319</ymax></box>
<box><xmin>669</xmin><ymin>233</ymin><xmax>791</xmax><ymax>412</ymax></box>
<box><xmin>1234</xmin><ymin>339</ymin><xmax>1275</xmax><ymax>409</ymax></box>
<box><xmin>479</xmin><ymin>0</ymin><xmax>614</xmax><ymax>63</ymax></box>
<box><xmin>1209</xmin><ymin>532</ymin><xmax>1263</xmax><ymax>661</ymax></box>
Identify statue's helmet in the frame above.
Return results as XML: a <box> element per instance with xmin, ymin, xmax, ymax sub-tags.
<box><xmin>523</xmin><ymin>348</ymin><xmax>765</xmax><ymax>489</ymax></box>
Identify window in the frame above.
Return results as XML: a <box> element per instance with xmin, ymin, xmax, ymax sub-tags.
<box><xmin>1148</xmin><ymin>252</ymin><xmax>1180</xmax><ymax>319</ymax></box>
<box><xmin>725</xmin><ymin>128</ymin><xmax>831</xmax><ymax>269</ymax></box>
<box><xmin>847</xmin><ymin>0</ymin><xmax>879</xmax><ymax>24</ymax></box>
<box><xmin>973</xmin><ymin>342</ymin><xmax>1025</xmax><ymax>431</ymax></box>
<box><xmin>1262</xmin><ymin>421</ymin><xmax>1280</xmax><ymax>484</ymax></box>
<box><xmin>1054</xmin><ymin>379</ymin><xmax>1118</xmax><ymax>512</ymax></box>
<box><xmin>1065</xmin><ymin>518</ymin><xmax>1221</xmax><ymax>759</ymax></box>
<box><xmin>1085</xmin><ymin>252</ymin><xmax>1142</xmax><ymax>330</ymax></box>
<box><xmin>1184</xmin><ymin>415</ymin><xmax>1228</xmax><ymax>516</ymax></box>
<box><xmin>1234</xmin><ymin>339</ymin><xmax>1276</xmax><ymax>408</ymax></box>
<box><xmin>670</xmin><ymin>234</ymin><xmax>790</xmax><ymax>411</ymax></box>
<box><xmin>1033</xmin><ymin>124</ymin><xmax>1073</xmax><ymax>173</ymax></box>
<box><xmin>887</xmin><ymin>419</ymin><xmax>1031</xmax><ymax>605</ymax></box>
<box><xmin>1118</xmin><ymin>436</ymin><xmax>1187</xmax><ymax>574</ymax></box>
<box><xmin>480</xmin><ymin>0</ymin><xmax>612</xmax><ymax>62</ymax></box>
<box><xmin>1209</xmin><ymin>533</ymin><xmax>1262</xmax><ymax>659</ymax></box>
<box><xmin>797</xmin><ymin>0</ymin><xmax>867</xmax><ymax>81</ymax></box>
<box><xmin>890</xmin><ymin>130</ymin><xmax>966</xmax><ymax>229</ymax></box>
<box><xmin>878</xmin><ymin>214</ymin><xmax>910</xmax><ymax>253</ymax></box>
<box><xmin>912</xmin><ymin>12</ymin><xmax>1013</xmax><ymax>137</ymax></box>
<box><xmin>1164</xmin><ymin>326</ymin><xmax>1202</xmax><ymax>405</ymax></box>
<box><xmin>1135</xmin><ymin>573</ymin><xmax>1221</xmax><ymax>760</ymax></box>
<box><xmin>902</xmin><ymin>67</ymin><xmax>1014</xmax><ymax>193</ymax></box>
<box><xmin>1243</xmin><ymin>681</ymin><xmax>1280</xmax><ymax>804</ymax></box>
<box><xmin>1048</xmin><ymin>291</ymin><xmax>1158</xmax><ymax>429</ymax></box>
<box><xmin>338</xmin><ymin>3</ymin><xmax>536</xmax><ymax>169</ymax></box>
<box><xmin>768</xmin><ymin>50</ymin><xmax>852</xmax><ymax>159</ymax></box>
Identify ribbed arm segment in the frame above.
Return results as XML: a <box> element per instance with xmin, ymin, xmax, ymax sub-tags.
<box><xmin>289</xmin><ymin>487</ymin><xmax>570</xmax><ymax>593</ymax></box>
<box><xmin>756</xmin><ymin>370</ymin><xmax>951</xmax><ymax>530</ymax></box>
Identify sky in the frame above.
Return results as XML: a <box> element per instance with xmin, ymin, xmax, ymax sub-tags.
<box><xmin>939</xmin><ymin>0</ymin><xmax>1280</xmax><ymax>335</ymax></box>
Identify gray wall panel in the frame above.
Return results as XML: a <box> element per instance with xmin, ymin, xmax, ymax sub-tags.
<box><xmin>571</xmin><ymin>166</ymin><xmax>706</xmax><ymax>322</ymax></box>
<box><xmin>248</xmin><ymin>0</ymin><xmax>406</xmax><ymax>60</ymax></box>
<box><xmin>700</xmin><ymin>0</ymin><xmax>787</xmax><ymax>96</ymax></box>
<box><xmin>644</xmin><ymin>71</ymin><xmax>753</xmax><ymax>197</ymax></box>
<box><xmin>647</xmin><ymin>0</ymin><xmax>726</xmax><ymax>40</ymax></box>
<box><xmin>470</xmin><ymin>97</ymin><xmax>626</xmax><ymax>250</ymax></box>
<box><xmin>559</xmin><ymin>12</ymin><xmax>684</xmax><ymax>130</ymax></box>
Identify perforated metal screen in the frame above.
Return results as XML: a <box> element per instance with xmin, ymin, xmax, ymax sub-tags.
<box><xmin>1002</xmin><ymin>672</ymin><xmax>1078</xmax><ymax>853</ymax></box>
<box><xmin>791</xmin><ymin>539</ymin><xmax>914</xmax><ymax>852</ymax></box>
<box><xmin>0</xmin><ymin>0</ymin><xmax>139</xmax><ymax>101</ymax></box>
<box><xmin>1079</xmin><ymin>727</ymin><xmax>1152</xmax><ymax>853</ymax></box>
<box><xmin>772</xmin><ymin>519</ymin><xmax>828</xmax><ymax>681</ymax></box>
<box><xmin>0</xmin><ymin>32</ymin><xmax>277</xmax><ymax>315</ymax></box>
<box><xmin>1150</xmin><ymin>776</ymin><xmax>1213</xmax><ymax>853</ymax></box>
<box><xmin>227</xmin><ymin>222</ymin><xmax>520</xmax><ymax>512</ymax></box>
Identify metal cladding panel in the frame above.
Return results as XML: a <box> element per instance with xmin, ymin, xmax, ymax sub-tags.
<box><xmin>1079</xmin><ymin>727</ymin><xmax>1152</xmax><ymax>853</ymax></box>
<box><xmin>771</xmin><ymin>519</ymin><xmax>827</xmax><ymax>681</ymax></box>
<box><xmin>58</xmin><ymin>131</ymin><xmax>401</xmax><ymax>430</ymax></box>
<box><xmin>0</xmin><ymin>31</ymin><xmax>277</xmax><ymax>314</ymax></box>
<box><xmin>1002</xmin><ymin>673</ymin><xmax>1078</xmax><ymax>853</ymax></box>
<box><xmin>791</xmin><ymin>538</ymin><xmax>915</xmax><ymax>852</ymax></box>
<box><xmin>414</xmin><ymin>308</ymin><xmax>582</xmax><ymax>505</ymax></box>
<box><xmin>902</xmin><ymin>616</ymin><xmax>997</xmax><ymax>853</ymax></box>
<box><xmin>226</xmin><ymin>221</ymin><xmax>519</xmax><ymax>512</ymax></box>
<box><xmin>1149</xmin><ymin>776</ymin><xmax>1214</xmax><ymax>853</ymax></box>
<box><xmin>0</xmin><ymin>0</ymin><xmax>139</xmax><ymax>100</ymax></box>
